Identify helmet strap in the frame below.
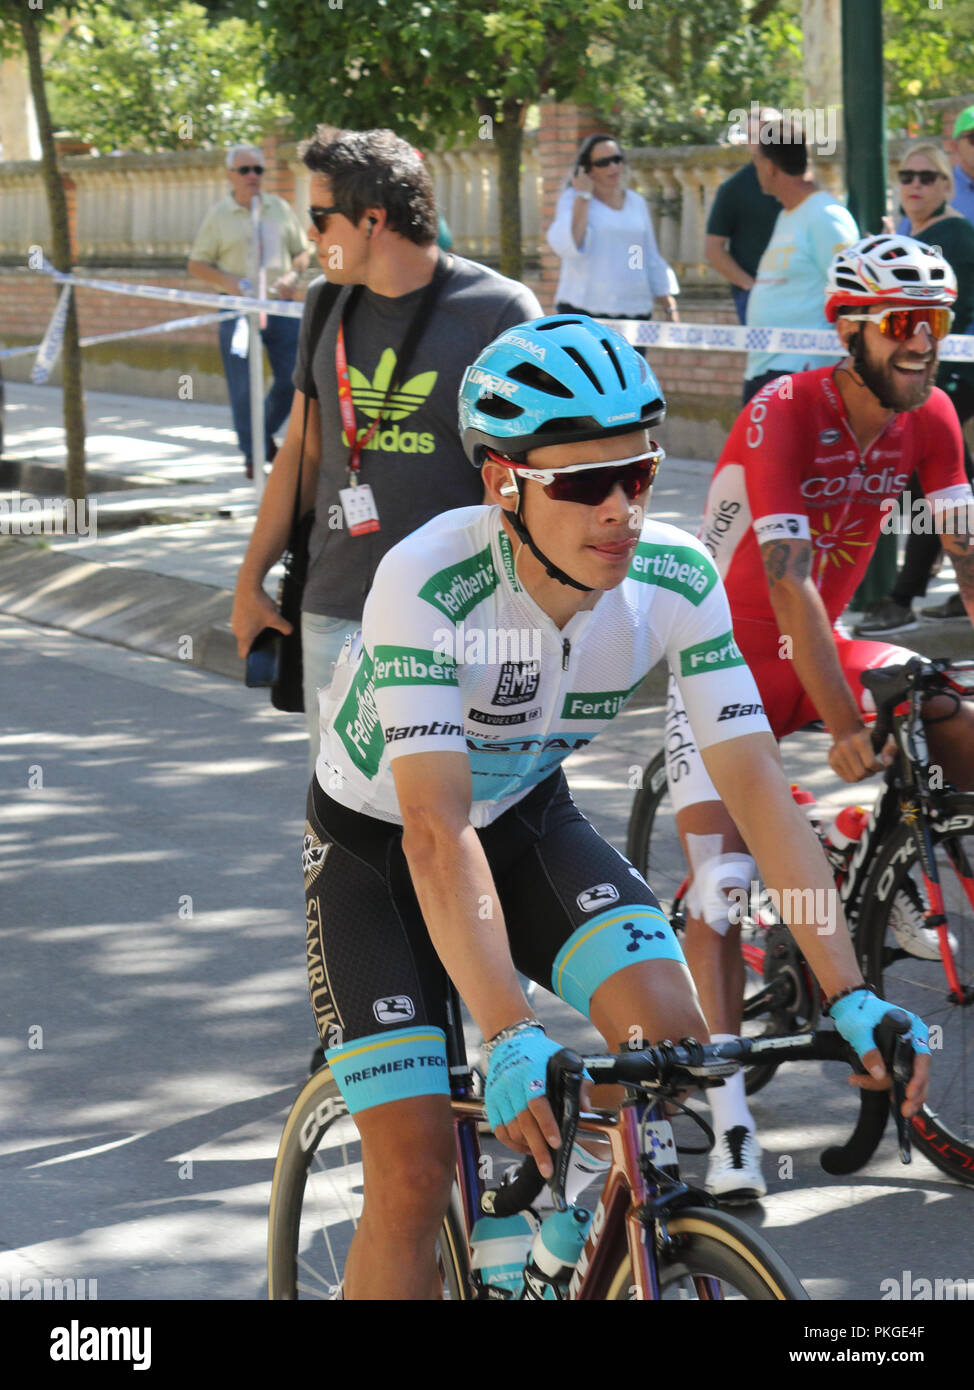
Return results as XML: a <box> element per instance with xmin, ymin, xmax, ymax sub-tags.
<box><xmin>503</xmin><ymin>476</ymin><xmax>594</xmax><ymax>593</ymax></box>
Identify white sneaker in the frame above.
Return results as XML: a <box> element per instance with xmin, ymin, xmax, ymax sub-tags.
<box><xmin>705</xmin><ymin>1126</ymin><xmax>766</xmax><ymax>1204</ymax></box>
<box><xmin>890</xmin><ymin>891</ymin><xmax>958</xmax><ymax>961</ymax></box>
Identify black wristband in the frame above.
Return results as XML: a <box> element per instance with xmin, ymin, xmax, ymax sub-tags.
<box><xmin>825</xmin><ymin>983</ymin><xmax>876</xmax><ymax>1015</ymax></box>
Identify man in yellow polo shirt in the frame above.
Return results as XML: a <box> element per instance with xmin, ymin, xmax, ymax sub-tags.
<box><xmin>189</xmin><ymin>145</ymin><xmax>311</xmax><ymax>478</ymax></box>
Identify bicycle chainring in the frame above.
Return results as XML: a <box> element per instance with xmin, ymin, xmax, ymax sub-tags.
<box><xmin>761</xmin><ymin>922</ymin><xmax>819</xmax><ymax>1031</ymax></box>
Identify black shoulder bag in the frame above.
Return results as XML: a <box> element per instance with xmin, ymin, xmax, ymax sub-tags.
<box><xmin>269</xmin><ymin>280</ymin><xmax>342</xmax><ymax>711</ymax></box>
<box><xmin>268</xmin><ymin>254</ymin><xmax>451</xmax><ymax>711</ymax></box>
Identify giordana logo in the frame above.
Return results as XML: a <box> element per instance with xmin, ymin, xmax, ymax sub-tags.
<box><xmin>373</xmin><ymin>996</ymin><xmax>416</xmax><ymax>1024</ymax></box>
<box><xmin>577</xmin><ymin>883</ymin><xmax>620</xmax><ymax>912</ymax></box>
<box><xmin>493</xmin><ymin>660</ymin><xmax>541</xmax><ymax>706</ymax></box>
<box><xmin>819</xmin><ymin>428</ymin><xmax>841</xmax><ymax>445</ymax></box>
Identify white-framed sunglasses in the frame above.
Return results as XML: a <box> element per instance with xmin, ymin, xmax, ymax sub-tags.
<box><xmin>486</xmin><ymin>446</ymin><xmax>664</xmax><ymax>504</ymax></box>
<box><xmin>840</xmin><ymin>305</ymin><xmax>954</xmax><ymax>341</ymax></box>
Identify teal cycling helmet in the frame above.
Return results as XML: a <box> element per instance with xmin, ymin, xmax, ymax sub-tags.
<box><xmin>458</xmin><ymin>315</ymin><xmax>666</xmax><ymax>591</ymax></box>
<box><xmin>459</xmin><ymin>314</ymin><xmax>665</xmax><ymax>465</ymax></box>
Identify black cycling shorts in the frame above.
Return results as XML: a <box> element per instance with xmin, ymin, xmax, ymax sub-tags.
<box><xmin>303</xmin><ymin>770</ymin><xmax>684</xmax><ymax>1114</ymax></box>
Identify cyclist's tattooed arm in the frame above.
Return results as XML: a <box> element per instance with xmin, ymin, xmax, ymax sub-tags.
<box><xmin>759</xmin><ymin>538</ymin><xmax>877</xmax><ymax>781</ymax></box>
<box><xmin>941</xmin><ymin>531</ymin><xmax>974</xmax><ymax>624</ymax></box>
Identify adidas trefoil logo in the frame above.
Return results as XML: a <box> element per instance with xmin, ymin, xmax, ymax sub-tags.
<box><xmin>342</xmin><ymin>348</ymin><xmax>438</xmax><ymax>454</ymax></box>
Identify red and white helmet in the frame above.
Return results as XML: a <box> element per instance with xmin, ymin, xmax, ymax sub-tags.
<box><xmin>825</xmin><ymin>234</ymin><xmax>957</xmax><ymax>323</ymax></box>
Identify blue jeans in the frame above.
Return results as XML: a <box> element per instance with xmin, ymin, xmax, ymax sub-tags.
<box><xmin>218</xmin><ymin>310</ymin><xmax>301</xmax><ymax>464</ymax></box>
<box><xmin>302</xmin><ymin>613</ymin><xmax>361</xmax><ymax>768</ymax></box>
<box><xmin>731</xmin><ymin>286</ymin><xmax>750</xmax><ymax>324</ymax></box>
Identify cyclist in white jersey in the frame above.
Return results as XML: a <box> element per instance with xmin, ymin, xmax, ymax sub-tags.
<box><xmin>303</xmin><ymin>314</ymin><xmax>929</xmax><ymax>1299</ymax></box>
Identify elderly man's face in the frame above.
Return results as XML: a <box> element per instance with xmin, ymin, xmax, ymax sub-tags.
<box><xmin>229</xmin><ymin>153</ymin><xmax>263</xmax><ymax>206</ymax></box>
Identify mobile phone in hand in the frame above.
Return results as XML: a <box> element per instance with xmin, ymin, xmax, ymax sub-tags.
<box><xmin>245</xmin><ymin>627</ymin><xmax>282</xmax><ymax>687</ymax></box>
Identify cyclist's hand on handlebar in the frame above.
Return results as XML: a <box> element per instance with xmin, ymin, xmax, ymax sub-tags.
<box><xmin>830</xmin><ymin>989</ymin><xmax>931</xmax><ymax>1117</ymax></box>
<box><xmin>828</xmin><ymin>726</ymin><xmax>894</xmax><ymax>783</ymax></box>
<box><xmin>484</xmin><ymin>1025</ymin><xmax>564</xmax><ymax>1177</ymax></box>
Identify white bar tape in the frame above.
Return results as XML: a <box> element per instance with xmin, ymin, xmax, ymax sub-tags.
<box><xmin>1</xmin><ymin>311</ymin><xmax>238</xmax><ymax>363</ymax></box>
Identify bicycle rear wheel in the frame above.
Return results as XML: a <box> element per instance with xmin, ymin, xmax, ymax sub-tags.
<box><xmin>267</xmin><ymin>1065</ymin><xmax>471</xmax><ymax>1298</ymax></box>
<box><xmin>856</xmin><ymin>792</ymin><xmax>974</xmax><ymax>1187</ymax></box>
<box><xmin>606</xmin><ymin>1206</ymin><xmax>809</xmax><ymax>1299</ymax></box>
<box><xmin>626</xmin><ymin>750</ymin><xmax>796</xmax><ymax>1094</ymax></box>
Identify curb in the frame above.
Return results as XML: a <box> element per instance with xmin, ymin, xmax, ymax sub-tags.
<box><xmin>0</xmin><ymin>537</ymin><xmax>243</xmax><ymax>681</ymax></box>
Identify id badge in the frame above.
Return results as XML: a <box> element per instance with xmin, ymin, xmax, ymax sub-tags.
<box><xmin>339</xmin><ymin>483</ymin><xmax>381</xmax><ymax>536</ymax></box>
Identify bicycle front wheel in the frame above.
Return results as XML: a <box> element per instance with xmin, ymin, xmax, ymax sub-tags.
<box><xmin>856</xmin><ymin>792</ymin><xmax>974</xmax><ymax>1187</ymax></box>
<box><xmin>607</xmin><ymin>1207</ymin><xmax>809</xmax><ymax>1300</ymax></box>
<box><xmin>267</xmin><ymin>1064</ymin><xmax>471</xmax><ymax>1298</ymax></box>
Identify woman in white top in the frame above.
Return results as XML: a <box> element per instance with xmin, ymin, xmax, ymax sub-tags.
<box><xmin>546</xmin><ymin>133</ymin><xmax>679</xmax><ymax>323</ymax></box>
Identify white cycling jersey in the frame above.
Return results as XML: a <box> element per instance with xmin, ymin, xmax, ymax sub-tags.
<box><xmin>316</xmin><ymin>505</ymin><xmax>770</xmax><ymax>827</ymax></box>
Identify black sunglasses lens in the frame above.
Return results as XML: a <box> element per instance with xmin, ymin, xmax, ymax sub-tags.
<box><xmin>545</xmin><ymin>459</ymin><xmax>654</xmax><ymax>504</ymax></box>
<box><xmin>236</xmin><ymin>165</ymin><xmax>263</xmax><ymax>175</ymax></box>
<box><xmin>592</xmin><ymin>155</ymin><xmax>624</xmax><ymax>168</ymax></box>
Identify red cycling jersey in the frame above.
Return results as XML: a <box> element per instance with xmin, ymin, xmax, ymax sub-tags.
<box><xmin>699</xmin><ymin>363</ymin><xmax>968</xmax><ymax>625</ymax></box>
<box><xmin>692</xmin><ymin>363</ymin><xmax>971</xmax><ymax>737</ymax></box>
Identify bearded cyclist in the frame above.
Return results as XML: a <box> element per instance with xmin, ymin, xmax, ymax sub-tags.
<box><xmin>303</xmin><ymin>313</ymin><xmax>930</xmax><ymax>1299</ymax></box>
<box><xmin>667</xmin><ymin>234</ymin><xmax>974</xmax><ymax>1203</ymax></box>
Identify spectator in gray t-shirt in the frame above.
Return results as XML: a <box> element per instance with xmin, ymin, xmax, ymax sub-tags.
<box><xmin>231</xmin><ymin>126</ymin><xmax>541</xmax><ymax>759</ymax></box>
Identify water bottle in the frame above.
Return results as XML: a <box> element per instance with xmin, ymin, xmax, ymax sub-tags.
<box><xmin>790</xmin><ymin>784</ymin><xmax>822</xmax><ymax>832</ymax></box>
<box><xmin>520</xmin><ymin>1206</ymin><xmax>593</xmax><ymax>1301</ymax></box>
<box><xmin>469</xmin><ymin>1211</ymin><xmax>538</xmax><ymax>1299</ymax></box>
<box><xmin>822</xmin><ymin>804</ymin><xmax>868</xmax><ymax>879</ymax></box>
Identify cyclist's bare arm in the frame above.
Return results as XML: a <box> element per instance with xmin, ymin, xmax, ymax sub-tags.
<box><xmin>701</xmin><ymin>731</ymin><xmax>930</xmax><ymax>1112</ymax></box>
<box><xmin>231</xmin><ymin>387</ymin><xmax>322</xmax><ymax>657</ymax></box>
<box><xmin>760</xmin><ymin>536</ymin><xmax>882</xmax><ymax>782</ymax></box>
<box><xmin>941</xmin><ymin>529</ymin><xmax>974</xmax><ymax>622</ymax></box>
<box><xmin>390</xmin><ymin>750</ymin><xmax>562</xmax><ymax>1169</ymax></box>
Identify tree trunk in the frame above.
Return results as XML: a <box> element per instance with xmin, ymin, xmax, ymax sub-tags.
<box><xmin>494</xmin><ymin>98</ymin><xmax>524</xmax><ymax>282</ymax></box>
<box><xmin>20</xmin><ymin>12</ymin><xmax>86</xmax><ymax>502</ymax></box>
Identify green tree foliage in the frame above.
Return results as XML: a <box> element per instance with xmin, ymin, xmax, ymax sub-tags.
<box><xmin>251</xmin><ymin>0</ymin><xmax>688</xmax><ymax>277</ymax></box>
<box><xmin>610</xmin><ymin>0</ymin><xmax>805</xmax><ymax>146</ymax></box>
<box><xmin>883</xmin><ymin>0</ymin><xmax>974</xmax><ymax>136</ymax></box>
<box><xmin>45</xmin><ymin>0</ymin><xmax>289</xmax><ymax>152</ymax></box>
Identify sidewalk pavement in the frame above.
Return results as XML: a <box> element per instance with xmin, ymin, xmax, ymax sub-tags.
<box><xmin>0</xmin><ymin>382</ymin><xmax>968</xmax><ymax>703</ymax></box>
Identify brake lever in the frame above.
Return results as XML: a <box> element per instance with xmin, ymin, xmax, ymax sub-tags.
<box><xmin>875</xmin><ymin>1011</ymin><xmax>914</xmax><ymax>1166</ymax></box>
<box><xmin>546</xmin><ymin>1048</ymin><xmax>585</xmax><ymax>1212</ymax></box>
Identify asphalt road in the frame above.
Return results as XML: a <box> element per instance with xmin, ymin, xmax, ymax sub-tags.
<box><xmin>0</xmin><ymin>617</ymin><xmax>969</xmax><ymax>1310</ymax></box>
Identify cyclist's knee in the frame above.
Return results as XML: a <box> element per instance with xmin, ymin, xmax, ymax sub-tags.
<box><xmin>357</xmin><ymin>1097</ymin><xmax>455</xmax><ymax>1226</ymax></box>
<box><xmin>684</xmin><ymin>845</ymin><xmax>756</xmax><ymax>937</ymax></box>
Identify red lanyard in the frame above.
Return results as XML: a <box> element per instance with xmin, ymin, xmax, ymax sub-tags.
<box><xmin>335</xmin><ymin>322</ymin><xmax>381</xmax><ymax>482</ymax></box>
<box><xmin>334</xmin><ymin>253</ymin><xmax>450</xmax><ymax>486</ymax></box>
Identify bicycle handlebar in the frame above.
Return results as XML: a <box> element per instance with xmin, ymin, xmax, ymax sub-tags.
<box><xmin>483</xmin><ymin>1015</ymin><xmax>916</xmax><ymax>1218</ymax></box>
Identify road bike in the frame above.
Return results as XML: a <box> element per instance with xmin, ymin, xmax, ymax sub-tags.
<box><xmin>266</xmin><ymin>985</ymin><xmax>917</xmax><ymax>1300</ymax></box>
<box><xmin>625</xmin><ymin>655</ymin><xmax>974</xmax><ymax>1186</ymax></box>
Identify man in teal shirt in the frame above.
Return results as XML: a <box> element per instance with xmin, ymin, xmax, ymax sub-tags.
<box><xmin>742</xmin><ymin>118</ymin><xmax>859</xmax><ymax>404</ymax></box>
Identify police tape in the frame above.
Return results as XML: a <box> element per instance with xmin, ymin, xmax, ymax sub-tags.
<box><xmin>0</xmin><ymin>311</ymin><xmax>240</xmax><ymax>385</ymax></box>
<box><xmin>36</xmin><ymin>258</ymin><xmax>303</xmax><ymax>318</ymax></box>
<box><xmin>605</xmin><ymin>316</ymin><xmax>974</xmax><ymax>364</ymax></box>
<box><xmin>7</xmin><ymin>262</ymin><xmax>974</xmax><ymax>365</ymax></box>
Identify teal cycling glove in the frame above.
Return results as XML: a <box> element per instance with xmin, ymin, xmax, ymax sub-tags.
<box><xmin>830</xmin><ymin>988</ymin><xmax>930</xmax><ymax>1073</ymax></box>
<box><xmin>485</xmin><ymin>1024</ymin><xmax>563</xmax><ymax>1131</ymax></box>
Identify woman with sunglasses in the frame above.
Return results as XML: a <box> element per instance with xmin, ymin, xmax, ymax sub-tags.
<box><xmin>301</xmin><ymin>314</ymin><xmax>929</xmax><ymax>1296</ymax></box>
<box><xmin>856</xmin><ymin>146</ymin><xmax>974</xmax><ymax>634</ymax></box>
<box><xmin>545</xmin><ymin>133</ymin><xmax>679</xmax><ymax>328</ymax></box>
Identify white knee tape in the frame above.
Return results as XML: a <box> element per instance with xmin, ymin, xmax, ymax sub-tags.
<box><xmin>684</xmin><ymin>834</ymin><xmax>756</xmax><ymax>936</ymax></box>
